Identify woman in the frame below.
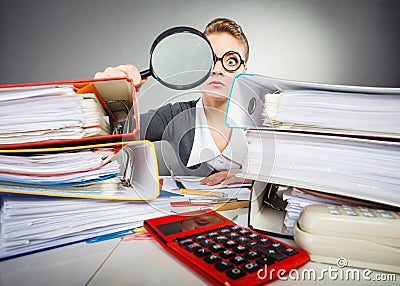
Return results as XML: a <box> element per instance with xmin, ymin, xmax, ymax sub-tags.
<box><xmin>95</xmin><ymin>18</ymin><xmax>251</xmax><ymax>186</ymax></box>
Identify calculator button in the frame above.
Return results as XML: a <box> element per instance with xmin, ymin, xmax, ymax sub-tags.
<box><xmin>186</xmin><ymin>243</ymin><xmax>202</xmax><ymax>252</ymax></box>
<box><xmin>259</xmin><ymin>237</ymin><xmax>273</xmax><ymax>245</ymax></box>
<box><xmin>248</xmin><ymin>233</ymin><xmax>260</xmax><ymax>240</ymax></box>
<box><xmin>230</xmin><ymin>226</ymin><xmax>242</xmax><ymax>232</ymax></box>
<box><xmin>257</xmin><ymin>256</ymin><xmax>275</xmax><ymax>266</ymax></box>
<box><xmin>219</xmin><ymin>228</ymin><xmax>231</xmax><ymax>235</ymax></box>
<box><xmin>238</xmin><ymin>229</ymin><xmax>251</xmax><ymax>237</ymax></box>
<box><xmin>200</xmin><ymin>239</ymin><xmax>216</xmax><ymax>247</ymax></box>
<box><xmin>224</xmin><ymin>240</ymin><xmax>238</xmax><ymax>248</ymax></box>
<box><xmin>245</xmin><ymin>251</ymin><xmax>261</xmax><ymax>260</ymax></box>
<box><xmin>178</xmin><ymin>239</ymin><xmax>192</xmax><ymax>246</ymax></box>
<box><xmin>207</xmin><ymin>232</ymin><xmax>219</xmax><ymax>238</ymax></box>
<box><xmin>210</xmin><ymin>244</ymin><xmax>225</xmax><ymax>252</ymax></box>
<box><xmin>220</xmin><ymin>250</ymin><xmax>236</xmax><ymax>258</ymax></box>
<box><xmin>194</xmin><ymin>248</ymin><xmax>211</xmax><ymax>257</ymax></box>
<box><xmin>234</xmin><ymin>245</ymin><xmax>248</xmax><ymax>254</ymax></box>
<box><xmin>237</xmin><ymin>237</ymin><xmax>250</xmax><ymax>244</ymax></box>
<box><xmin>231</xmin><ymin>256</ymin><xmax>248</xmax><ymax>265</ymax></box>
<box><xmin>227</xmin><ymin>233</ymin><xmax>241</xmax><ymax>240</ymax></box>
<box><xmin>226</xmin><ymin>268</ymin><xmax>246</xmax><ymax>280</ymax></box>
<box><xmin>247</xmin><ymin>242</ymin><xmax>262</xmax><ymax>250</ymax></box>
<box><xmin>204</xmin><ymin>254</ymin><xmax>222</xmax><ymax>264</ymax></box>
<box><xmin>193</xmin><ymin>235</ymin><xmax>206</xmax><ymax>242</ymax></box>
<box><xmin>270</xmin><ymin>242</ymin><xmax>285</xmax><ymax>250</ymax></box>
<box><xmin>260</xmin><ymin>248</ymin><xmax>288</xmax><ymax>261</ymax></box>
<box><xmin>215</xmin><ymin>261</ymin><xmax>233</xmax><ymax>271</ymax></box>
<box><xmin>282</xmin><ymin>248</ymin><xmax>298</xmax><ymax>256</ymax></box>
<box><xmin>215</xmin><ymin>236</ymin><xmax>229</xmax><ymax>243</ymax></box>
<box><xmin>242</xmin><ymin>262</ymin><xmax>260</xmax><ymax>273</ymax></box>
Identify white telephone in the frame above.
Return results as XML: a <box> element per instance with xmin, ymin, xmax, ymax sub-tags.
<box><xmin>293</xmin><ymin>204</ymin><xmax>400</xmax><ymax>274</ymax></box>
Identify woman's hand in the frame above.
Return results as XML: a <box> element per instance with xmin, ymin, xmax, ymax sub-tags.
<box><xmin>94</xmin><ymin>64</ymin><xmax>147</xmax><ymax>92</ymax></box>
<box><xmin>200</xmin><ymin>169</ymin><xmax>252</xmax><ymax>186</ymax></box>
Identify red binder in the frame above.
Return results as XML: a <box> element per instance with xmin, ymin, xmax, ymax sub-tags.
<box><xmin>0</xmin><ymin>77</ymin><xmax>139</xmax><ymax>150</ymax></box>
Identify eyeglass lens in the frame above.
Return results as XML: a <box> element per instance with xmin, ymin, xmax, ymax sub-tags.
<box><xmin>215</xmin><ymin>51</ymin><xmax>244</xmax><ymax>72</ymax></box>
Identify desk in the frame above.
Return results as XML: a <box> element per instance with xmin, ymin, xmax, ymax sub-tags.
<box><xmin>0</xmin><ymin>239</ymin><xmax>119</xmax><ymax>286</ymax></box>
<box><xmin>0</xmin><ymin>209</ymin><xmax>398</xmax><ymax>286</ymax></box>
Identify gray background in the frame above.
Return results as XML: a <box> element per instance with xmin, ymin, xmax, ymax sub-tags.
<box><xmin>1</xmin><ymin>0</ymin><xmax>399</xmax><ymax>111</ymax></box>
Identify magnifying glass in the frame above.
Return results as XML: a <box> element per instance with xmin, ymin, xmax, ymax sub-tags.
<box><xmin>140</xmin><ymin>26</ymin><xmax>215</xmax><ymax>90</ymax></box>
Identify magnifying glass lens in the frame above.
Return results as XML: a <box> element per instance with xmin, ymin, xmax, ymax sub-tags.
<box><xmin>150</xmin><ymin>31</ymin><xmax>214</xmax><ymax>89</ymax></box>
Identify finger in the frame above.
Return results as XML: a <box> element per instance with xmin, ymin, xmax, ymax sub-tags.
<box><xmin>94</xmin><ymin>72</ymin><xmax>112</xmax><ymax>79</ymax></box>
<box><xmin>136</xmin><ymin>77</ymin><xmax>148</xmax><ymax>92</ymax></box>
<box><xmin>103</xmin><ymin>67</ymin><xmax>128</xmax><ymax>78</ymax></box>
<box><xmin>200</xmin><ymin>173</ymin><xmax>220</xmax><ymax>184</ymax></box>
<box><xmin>202</xmin><ymin>172</ymin><xmax>228</xmax><ymax>186</ymax></box>
<box><xmin>221</xmin><ymin>176</ymin><xmax>240</xmax><ymax>185</ymax></box>
<box><xmin>116</xmin><ymin>65</ymin><xmax>142</xmax><ymax>88</ymax></box>
<box><xmin>221</xmin><ymin>176</ymin><xmax>252</xmax><ymax>186</ymax></box>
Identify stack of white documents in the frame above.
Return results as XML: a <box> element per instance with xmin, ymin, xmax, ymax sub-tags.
<box><xmin>244</xmin><ymin>129</ymin><xmax>400</xmax><ymax>207</ymax></box>
<box><xmin>0</xmin><ymin>196</ymin><xmax>171</xmax><ymax>260</ymax></box>
<box><xmin>0</xmin><ymin>85</ymin><xmax>110</xmax><ymax>145</ymax></box>
<box><xmin>0</xmin><ymin>148</ymin><xmax>122</xmax><ymax>198</ymax></box>
<box><xmin>161</xmin><ymin>176</ymin><xmax>251</xmax><ymax>213</ymax></box>
<box><xmin>262</xmin><ymin>89</ymin><xmax>400</xmax><ymax>138</ymax></box>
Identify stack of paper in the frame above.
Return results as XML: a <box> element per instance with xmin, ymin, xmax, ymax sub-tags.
<box><xmin>0</xmin><ymin>85</ymin><xmax>110</xmax><ymax>145</ymax></box>
<box><xmin>244</xmin><ymin>129</ymin><xmax>400</xmax><ymax>207</ymax></box>
<box><xmin>0</xmin><ymin>196</ymin><xmax>171</xmax><ymax>260</ymax></box>
<box><xmin>161</xmin><ymin>177</ymin><xmax>251</xmax><ymax>212</ymax></box>
<box><xmin>0</xmin><ymin>140</ymin><xmax>166</xmax><ymax>260</ymax></box>
<box><xmin>0</xmin><ymin>148</ymin><xmax>123</xmax><ymax>198</ymax></box>
<box><xmin>262</xmin><ymin>89</ymin><xmax>400</xmax><ymax>138</ymax></box>
<box><xmin>227</xmin><ymin>73</ymin><xmax>400</xmax><ymax>239</ymax></box>
<box><xmin>0</xmin><ymin>78</ymin><xmax>163</xmax><ymax>261</ymax></box>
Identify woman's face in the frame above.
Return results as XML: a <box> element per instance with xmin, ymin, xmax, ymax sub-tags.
<box><xmin>199</xmin><ymin>32</ymin><xmax>247</xmax><ymax>103</ymax></box>
<box><xmin>181</xmin><ymin>214</ymin><xmax>225</xmax><ymax>231</ymax></box>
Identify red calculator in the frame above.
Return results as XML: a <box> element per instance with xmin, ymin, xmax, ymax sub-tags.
<box><xmin>144</xmin><ymin>209</ymin><xmax>309</xmax><ymax>285</ymax></box>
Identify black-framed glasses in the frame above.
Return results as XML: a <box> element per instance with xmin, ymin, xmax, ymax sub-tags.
<box><xmin>214</xmin><ymin>51</ymin><xmax>245</xmax><ymax>72</ymax></box>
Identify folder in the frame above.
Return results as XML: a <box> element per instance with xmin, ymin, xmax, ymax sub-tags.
<box><xmin>226</xmin><ymin>73</ymin><xmax>400</xmax><ymax>237</ymax></box>
<box><xmin>226</xmin><ymin>73</ymin><xmax>400</xmax><ymax>139</ymax></box>
<box><xmin>0</xmin><ymin>77</ymin><xmax>139</xmax><ymax>150</ymax></box>
<box><xmin>0</xmin><ymin>140</ymin><xmax>160</xmax><ymax>200</ymax></box>
<box><xmin>0</xmin><ymin>76</ymin><xmax>160</xmax><ymax>200</ymax></box>
<box><xmin>0</xmin><ymin>77</ymin><xmax>165</xmax><ymax>260</ymax></box>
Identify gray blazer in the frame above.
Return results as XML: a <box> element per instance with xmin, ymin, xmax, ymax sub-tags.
<box><xmin>136</xmin><ymin>99</ymin><xmax>215</xmax><ymax>176</ymax></box>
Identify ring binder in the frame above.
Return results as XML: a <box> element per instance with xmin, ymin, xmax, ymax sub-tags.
<box><xmin>228</xmin><ymin>73</ymin><xmax>400</xmax><ymax>238</ymax></box>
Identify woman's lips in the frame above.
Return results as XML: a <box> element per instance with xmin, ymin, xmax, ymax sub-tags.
<box><xmin>194</xmin><ymin>218</ymin><xmax>211</xmax><ymax>226</ymax></box>
<box><xmin>209</xmin><ymin>80</ymin><xmax>225</xmax><ymax>87</ymax></box>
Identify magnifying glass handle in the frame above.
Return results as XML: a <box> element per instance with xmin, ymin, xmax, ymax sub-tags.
<box><xmin>140</xmin><ymin>69</ymin><xmax>152</xmax><ymax>79</ymax></box>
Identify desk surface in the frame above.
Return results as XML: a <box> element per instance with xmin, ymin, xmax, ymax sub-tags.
<box><xmin>0</xmin><ymin>209</ymin><xmax>398</xmax><ymax>286</ymax></box>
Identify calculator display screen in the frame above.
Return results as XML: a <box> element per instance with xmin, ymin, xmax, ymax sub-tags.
<box><xmin>157</xmin><ymin>214</ymin><xmax>225</xmax><ymax>236</ymax></box>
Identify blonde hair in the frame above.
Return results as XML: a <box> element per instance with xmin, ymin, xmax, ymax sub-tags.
<box><xmin>204</xmin><ymin>18</ymin><xmax>249</xmax><ymax>62</ymax></box>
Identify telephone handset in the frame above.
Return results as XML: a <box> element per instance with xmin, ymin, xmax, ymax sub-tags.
<box><xmin>293</xmin><ymin>204</ymin><xmax>400</xmax><ymax>274</ymax></box>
